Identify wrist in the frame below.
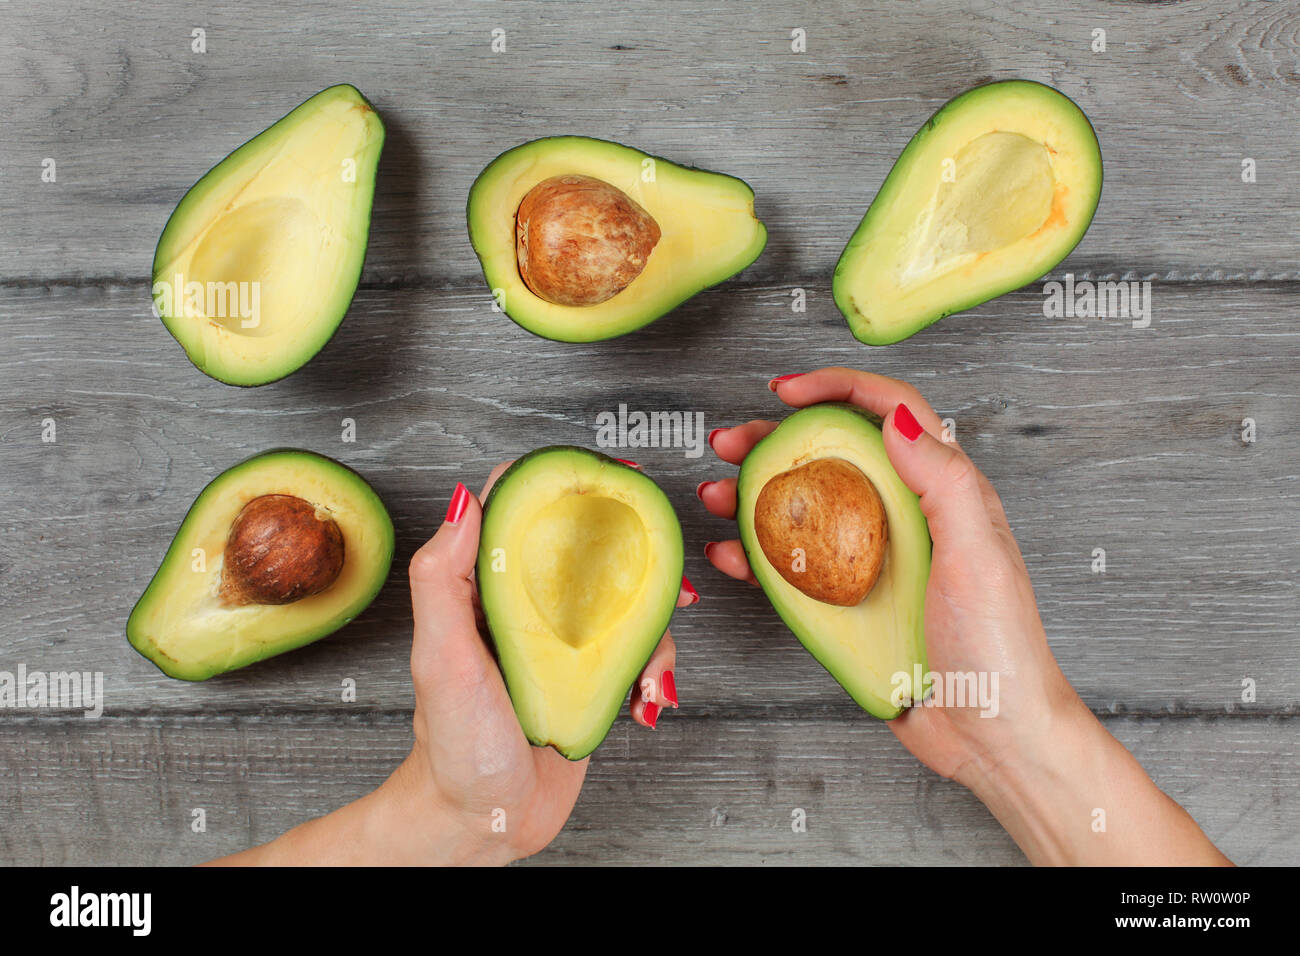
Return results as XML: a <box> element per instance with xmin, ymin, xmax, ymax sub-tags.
<box><xmin>955</xmin><ymin>688</ymin><xmax>1100</xmax><ymax>865</ymax></box>
<box><xmin>371</xmin><ymin>751</ymin><xmax>517</xmax><ymax>866</ymax></box>
<box><xmin>957</xmin><ymin>684</ymin><xmax>1092</xmax><ymax>792</ymax></box>
<box><xmin>207</xmin><ymin>750</ymin><xmax>519</xmax><ymax>866</ymax></box>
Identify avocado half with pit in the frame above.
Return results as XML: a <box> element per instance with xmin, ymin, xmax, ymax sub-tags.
<box><xmin>477</xmin><ymin>447</ymin><xmax>684</xmax><ymax>758</ymax></box>
<box><xmin>737</xmin><ymin>404</ymin><xmax>931</xmax><ymax>717</ymax></box>
<box><xmin>151</xmin><ymin>84</ymin><xmax>385</xmax><ymax>385</ymax></box>
<box><xmin>467</xmin><ymin>136</ymin><xmax>767</xmax><ymax>342</ymax></box>
<box><xmin>128</xmin><ymin>450</ymin><xmax>395</xmax><ymax>680</ymax></box>
<box><xmin>834</xmin><ymin>80</ymin><xmax>1103</xmax><ymax>345</ymax></box>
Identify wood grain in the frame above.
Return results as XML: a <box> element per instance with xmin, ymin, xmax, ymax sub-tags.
<box><xmin>1</xmin><ymin>282</ymin><xmax>1296</xmax><ymax>714</ymax></box>
<box><xmin>0</xmin><ymin>1</ymin><xmax>1297</xmax><ymax>281</ymax></box>
<box><xmin>0</xmin><ymin>713</ymin><xmax>1293</xmax><ymax>866</ymax></box>
<box><xmin>1</xmin><ymin>0</ymin><xmax>1297</xmax><ymax>866</ymax></box>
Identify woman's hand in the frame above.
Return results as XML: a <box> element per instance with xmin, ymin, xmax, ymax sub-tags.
<box><xmin>211</xmin><ymin>461</ymin><xmax>693</xmax><ymax>867</ymax></box>
<box><xmin>392</xmin><ymin>463</ymin><xmax>692</xmax><ymax>864</ymax></box>
<box><xmin>701</xmin><ymin>367</ymin><xmax>1230</xmax><ymax>865</ymax></box>
<box><xmin>702</xmin><ymin>368</ymin><xmax>1070</xmax><ymax>781</ymax></box>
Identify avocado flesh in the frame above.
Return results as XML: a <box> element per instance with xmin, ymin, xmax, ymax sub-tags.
<box><xmin>834</xmin><ymin>80</ymin><xmax>1102</xmax><ymax>345</ymax></box>
<box><xmin>127</xmin><ymin>450</ymin><xmax>395</xmax><ymax>680</ymax></box>
<box><xmin>737</xmin><ymin>405</ymin><xmax>931</xmax><ymax>717</ymax></box>
<box><xmin>467</xmin><ymin>136</ymin><xmax>767</xmax><ymax>342</ymax></box>
<box><xmin>152</xmin><ymin>84</ymin><xmax>385</xmax><ymax>385</ymax></box>
<box><xmin>477</xmin><ymin>447</ymin><xmax>684</xmax><ymax>758</ymax></box>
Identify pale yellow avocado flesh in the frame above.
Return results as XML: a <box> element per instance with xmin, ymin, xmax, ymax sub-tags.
<box><xmin>477</xmin><ymin>448</ymin><xmax>684</xmax><ymax>758</ymax></box>
<box><xmin>467</xmin><ymin>137</ymin><xmax>767</xmax><ymax>341</ymax></box>
<box><xmin>152</xmin><ymin>85</ymin><xmax>384</xmax><ymax>384</ymax></box>
<box><xmin>737</xmin><ymin>406</ymin><xmax>931</xmax><ymax>717</ymax></box>
<box><xmin>127</xmin><ymin>451</ymin><xmax>394</xmax><ymax>680</ymax></box>
<box><xmin>896</xmin><ymin>131</ymin><xmax>1057</xmax><ymax>286</ymax></box>
<box><xmin>520</xmin><ymin>494</ymin><xmax>651</xmax><ymax>649</ymax></box>
<box><xmin>834</xmin><ymin>80</ymin><xmax>1102</xmax><ymax>345</ymax></box>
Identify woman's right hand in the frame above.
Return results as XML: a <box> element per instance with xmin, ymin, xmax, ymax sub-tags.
<box><xmin>701</xmin><ymin>367</ymin><xmax>1082</xmax><ymax>783</ymax></box>
<box><xmin>701</xmin><ymin>367</ymin><xmax>1229</xmax><ymax>865</ymax></box>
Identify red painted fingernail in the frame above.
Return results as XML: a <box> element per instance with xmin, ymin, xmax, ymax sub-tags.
<box><xmin>643</xmin><ymin>700</ymin><xmax>660</xmax><ymax>729</ymax></box>
<box><xmin>768</xmin><ymin>373</ymin><xmax>804</xmax><ymax>391</ymax></box>
<box><xmin>446</xmin><ymin>482</ymin><xmax>471</xmax><ymax>524</ymax></box>
<box><xmin>682</xmin><ymin>575</ymin><xmax>700</xmax><ymax>604</ymax></box>
<box><xmin>662</xmin><ymin>670</ymin><xmax>678</xmax><ymax>708</ymax></box>
<box><xmin>894</xmin><ymin>402</ymin><xmax>924</xmax><ymax>442</ymax></box>
<box><xmin>695</xmin><ymin>480</ymin><xmax>714</xmax><ymax>501</ymax></box>
<box><xmin>616</xmin><ymin>458</ymin><xmax>640</xmax><ymax>469</ymax></box>
<box><xmin>707</xmin><ymin>428</ymin><xmax>724</xmax><ymax>449</ymax></box>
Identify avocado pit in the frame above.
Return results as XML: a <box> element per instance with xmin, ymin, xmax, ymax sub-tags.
<box><xmin>753</xmin><ymin>458</ymin><xmax>888</xmax><ymax>607</ymax></box>
<box><xmin>515</xmin><ymin>174</ymin><xmax>661</xmax><ymax>306</ymax></box>
<box><xmin>220</xmin><ymin>494</ymin><xmax>345</xmax><ymax>606</ymax></box>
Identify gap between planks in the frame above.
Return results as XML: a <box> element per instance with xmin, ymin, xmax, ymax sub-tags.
<box><xmin>4</xmin><ymin>275</ymin><xmax>1300</xmax><ymax>292</ymax></box>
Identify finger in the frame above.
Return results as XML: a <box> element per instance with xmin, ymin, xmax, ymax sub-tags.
<box><xmin>775</xmin><ymin>371</ymin><xmax>1013</xmax><ymax>531</ymax></box>
<box><xmin>883</xmin><ymin>403</ymin><xmax>998</xmax><ymax>553</ymax></box>
<box><xmin>978</xmin><ymin>473</ymin><xmax>1012</xmax><ymax>531</ymax></box>
<box><xmin>704</xmin><ymin>540</ymin><xmax>758</xmax><ymax>586</ymax></box>
<box><xmin>771</xmin><ymin>367</ymin><xmax>945</xmax><ymax>432</ymax></box>
<box><xmin>630</xmin><ymin>631</ymin><xmax>678</xmax><ymax>727</ymax></box>
<box><xmin>408</xmin><ymin>483</ymin><xmax>498</xmax><ymax>701</ymax></box>
<box><xmin>678</xmin><ymin>575</ymin><xmax>700</xmax><ymax>607</ymax></box>
<box><xmin>478</xmin><ymin>460</ymin><xmax>515</xmax><ymax>501</ymax></box>
<box><xmin>534</xmin><ymin>744</ymin><xmax>591</xmax><ymax>776</ymax></box>
<box><xmin>696</xmin><ymin>477</ymin><xmax>738</xmax><ymax>519</ymax></box>
<box><xmin>709</xmin><ymin>420</ymin><xmax>777</xmax><ymax>465</ymax></box>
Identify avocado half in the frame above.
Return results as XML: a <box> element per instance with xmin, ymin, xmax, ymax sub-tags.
<box><xmin>737</xmin><ymin>404</ymin><xmax>931</xmax><ymax>717</ymax></box>
<box><xmin>834</xmin><ymin>80</ymin><xmax>1103</xmax><ymax>345</ymax></box>
<box><xmin>151</xmin><ymin>84</ymin><xmax>385</xmax><ymax>385</ymax></box>
<box><xmin>477</xmin><ymin>446</ymin><xmax>684</xmax><ymax>758</ymax></box>
<box><xmin>127</xmin><ymin>450</ymin><xmax>395</xmax><ymax>680</ymax></box>
<box><xmin>467</xmin><ymin>136</ymin><xmax>767</xmax><ymax>342</ymax></box>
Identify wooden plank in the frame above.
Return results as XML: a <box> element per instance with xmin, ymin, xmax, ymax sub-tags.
<box><xmin>0</xmin><ymin>1</ymin><xmax>1297</xmax><ymax>280</ymax></box>
<box><xmin>1</xmin><ymin>281</ymin><xmax>1296</xmax><ymax>713</ymax></box>
<box><xmin>2</xmin><ymin>0</ymin><xmax>1298</xmax><ymax>868</ymax></box>
<box><xmin>0</xmin><ymin>713</ymin><xmax>1293</xmax><ymax>866</ymax></box>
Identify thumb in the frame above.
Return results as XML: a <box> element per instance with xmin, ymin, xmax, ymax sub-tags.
<box><xmin>408</xmin><ymin>482</ymin><xmax>494</xmax><ymax>697</ymax></box>
<box><xmin>882</xmin><ymin>403</ymin><xmax>995</xmax><ymax>552</ymax></box>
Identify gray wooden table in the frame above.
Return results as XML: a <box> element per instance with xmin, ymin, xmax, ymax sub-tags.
<box><xmin>1</xmin><ymin>1</ymin><xmax>1297</xmax><ymax>865</ymax></box>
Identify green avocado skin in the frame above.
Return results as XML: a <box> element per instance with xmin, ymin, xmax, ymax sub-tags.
<box><xmin>476</xmin><ymin>446</ymin><xmax>684</xmax><ymax>760</ymax></box>
<box><xmin>126</xmin><ymin>449</ymin><xmax>395</xmax><ymax>681</ymax></box>
<box><xmin>833</xmin><ymin>79</ymin><xmax>1103</xmax><ymax>346</ymax></box>
<box><xmin>736</xmin><ymin>404</ymin><xmax>932</xmax><ymax>718</ymax></box>
<box><xmin>151</xmin><ymin>84</ymin><xmax>385</xmax><ymax>386</ymax></box>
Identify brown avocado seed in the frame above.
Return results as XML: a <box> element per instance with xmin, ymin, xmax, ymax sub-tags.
<box><xmin>515</xmin><ymin>174</ymin><xmax>661</xmax><ymax>306</ymax></box>
<box><xmin>753</xmin><ymin>458</ymin><xmax>888</xmax><ymax>607</ymax></box>
<box><xmin>220</xmin><ymin>495</ymin><xmax>345</xmax><ymax>606</ymax></box>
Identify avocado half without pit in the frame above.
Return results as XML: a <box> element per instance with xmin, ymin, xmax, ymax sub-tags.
<box><xmin>476</xmin><ymin>447</ymin><xmax>684</xmax><ymax>759</ymax></box>
<box><xmin>738</xmin><ymin>404</ymin><xmax>931</xmax><ymax>718</ymax></box>
<box><xmin>468</xmin><ymin>136</ymin><xmax>768</xmax><ymax>341</ymax></box>
<box><xmin>151</xmin><ymin>84</ymin><xmax>385</xmax><ymax>385</ymax></box>
<box><xmin>834</xmin><ymin>79</ymin><xmax>1103</xmax><ymax>345</ymax></box>
<box><xmin>127</xmin><ymin>450</ymin><xmax>395</xmax><ymax>680</ymax></box>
